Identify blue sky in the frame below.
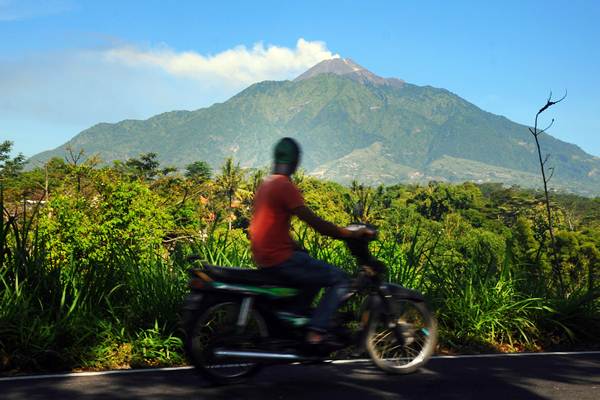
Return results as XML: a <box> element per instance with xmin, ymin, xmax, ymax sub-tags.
<box><xmin>1</xmin><ymin>0</ymin><xmax>599</xmax><ymax>158</ymax></box>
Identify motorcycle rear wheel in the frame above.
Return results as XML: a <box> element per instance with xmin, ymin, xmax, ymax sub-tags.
<box><xmin>185</xmin><ymin>300</ymin><xmax>268</xmax><ymax>384</ymax></box>
<box><xmin>366</xmin><ymin>299</ymin><xmax>437</xmax><ymax>374</ymax></box>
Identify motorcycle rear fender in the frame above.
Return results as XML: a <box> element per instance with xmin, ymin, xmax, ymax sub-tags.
<box><xmin>182</xmin><ymin>292</ymin><xmax>205</xmax><ymax>311</ymax></box>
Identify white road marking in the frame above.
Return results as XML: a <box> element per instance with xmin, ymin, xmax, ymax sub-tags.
<box><xmin>331</xmin><ymin>350</ymin><xmax>600</xmax><ymax>363</ymax></box>
<box><xmin>431</xmin><ymin>351</ymin><xmax>600</xmax><ymax>359</ymax></box>
<box><xmin>1</xmin><ymin>351</ymin><xmax>599</xmax><ymax>382</ymax></box>
<box><xmin>0</xmin><ymin>366</ymin><xmax>194</xmax><ymax>382</ymax></box>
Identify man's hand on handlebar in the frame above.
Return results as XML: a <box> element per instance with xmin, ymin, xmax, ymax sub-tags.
<box><xmin>343</xmin><ymin>226</ymin><xmax>376</xmax><ymax>240</ymax></box>
<box><xmin>292</xmin><ymin>206</ymin><xmax>377</xmax><ymax>241</ymax></box>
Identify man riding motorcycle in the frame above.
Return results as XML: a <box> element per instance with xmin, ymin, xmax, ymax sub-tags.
<box><xmin>248</xmin><ymin>137</ymin><xmax>373</xmax><ymax>345</ymax></box>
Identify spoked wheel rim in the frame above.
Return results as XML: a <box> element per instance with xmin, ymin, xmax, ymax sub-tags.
<box><xmin>367</xmin><ymin>300</ymin><xmax>437</xmax><ymax>373</ymax></box>
<box><xmin>190</xmin><ymin>302</ymin><xmax>267</xmax><ymax>379</ymax></box>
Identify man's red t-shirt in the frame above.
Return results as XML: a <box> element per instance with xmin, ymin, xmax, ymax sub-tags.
<box><xmin>249</xmin><ymin>174</ymin><xmax>304</xmax><ymax>267</ymax></box>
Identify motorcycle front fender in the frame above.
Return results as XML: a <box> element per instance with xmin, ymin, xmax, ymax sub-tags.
<box><xmin>379</xmin><ymin>283</ymin><xmax>425</xmax><ymax>303</ymax></box>
<box><xmin>354</xmin><ymin>294</ymin><xmax>383</xmax><ymax>354</ymax></box>
<box><xmin>359</xmin><ymin>294</ymin><xmax>383</xmax><ymax>325</ymax></box>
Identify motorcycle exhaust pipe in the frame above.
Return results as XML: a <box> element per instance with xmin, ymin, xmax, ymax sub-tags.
<box><xmin>214</xmin><ymin>350</ymin><xmax>307</xmax><ymax>361</ymax></box>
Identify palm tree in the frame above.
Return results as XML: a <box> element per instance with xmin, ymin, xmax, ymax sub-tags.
<box><xmin>345</xmin><ymin>180</ymin><xmax>375</xmax><ymax>223</ymax></box>
<box><xmin>215</xmin><ymin>157</ymin><xmax>245</xmax><ymax>230</ymax></box>
<box><xmin>249</xmin><ymin>168</ymin><xmax>267</xmax><ymax>196</ymax></box>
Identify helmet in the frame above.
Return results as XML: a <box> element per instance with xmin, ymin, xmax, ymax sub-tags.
<box><xmin>273</xmin><ymin>137</ymin><xmax>301</xmax><ymax>174</ymax></box>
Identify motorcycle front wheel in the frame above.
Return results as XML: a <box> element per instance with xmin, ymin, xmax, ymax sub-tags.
<box><xmin>365</xmin><ymin>299</ymin><xmax>437</xmax><ymax>374</ymax></box>
<box><xmin>185</xmin><ymin>300</ymin><xmax>269</xmax><ymax>385</ymax></box>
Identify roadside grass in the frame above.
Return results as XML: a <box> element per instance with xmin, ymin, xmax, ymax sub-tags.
<box><xmin>0</xmin><ymin>190</ymin><xmax>188</xmax><ymax>371</ymax></box>
<box><xmin>538</xmin><ymin>288</ymin><xmax>600</xmax><ymax>346</ymax></box>
<box><xmin>1</xmin><ymin>193</ymin><xmax>599</xmax><ymax>373</ymax></box>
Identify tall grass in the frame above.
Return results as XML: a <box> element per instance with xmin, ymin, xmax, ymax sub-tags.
<box><xmin>293</xmin><ymin>222</ymin><xmax>547</xmax><ymax>349</ymax></box>
<box><xmin>175</xmin><ymin>228</ymin><xmax>253</xmax><ymax>267</ymax></box>
<box><xmin>1</xmin><ymin>183</ymin><xmax>598</xmax><ymax>373</ymax></box>
<box><xmin>295</xmin><ymin>220</ymin><xmax>595</xmax><ymax>351</ymax></box>
<box><xmin>429</xmin><ymin>258</ymin><xmax>549</xmax><ymax>347</ymax></box>
<box><xmin>0</xmin><ymin>187</ymin><xmax>190</xmax><ymax>371</ymax></box>
<box><xmin>0</xmin><ymin>197</ymin><xmax>91</xmax><ymax>370</ymax></box>
<box><xmin>540</xmin><ymin>287</ymin><xmax>600</xmax><ymax>343</ymax></box>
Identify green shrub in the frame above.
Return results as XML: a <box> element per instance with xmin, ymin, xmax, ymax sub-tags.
<box><xmin>131</xmin><ymin>321</ymin><xmax>184</xmax><ymax>368</ymax></box>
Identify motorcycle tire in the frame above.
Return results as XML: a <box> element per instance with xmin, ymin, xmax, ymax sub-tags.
<box><xmin>365</xmin><ymin>299</ymin><xmax>437</xmax><ymax>374</ymax></box>
<box><xmin>184</xmin><ymin>300</ymin><xmax>269</xmax><ymax>385</ymax></box>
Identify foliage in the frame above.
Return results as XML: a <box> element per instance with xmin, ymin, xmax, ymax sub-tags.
<box><xmin>131</xmin><ymin>321</ymin><xmax>185</xmax><ymax>367</ymax></box>
<box><xmin>1</xmin><ymin>153</ymin><xmax>600</xmax><ymax>374</ymax></box>
<box><xmin>38</xmin><ymin>170</ymin><xmax>172</xmax><ymax>272</ymax></box>
<box><xmin>407</xmin><ymin>182</ymin><xmax>482</xmax><ymax>221</ymax></box>
<box><xmin>0</xmin><ymin>141</ymin><xmax>26</xmax><ymax>179</ymax></box>
<box><xmin>185</xmin><ymin>160</ymin><xmax>212</xmax><ymax>183</ymax></box>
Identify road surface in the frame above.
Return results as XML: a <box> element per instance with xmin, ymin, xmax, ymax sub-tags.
<box><xmin>1</xmin><ymin>352</ymin><xmax>599</xmax><ymax>399</ymax></box>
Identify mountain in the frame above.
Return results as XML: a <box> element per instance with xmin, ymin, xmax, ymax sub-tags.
<box><xmin>28</xmin><ymin>58</ymin><xmax>600</xmax><ymax>196</ymax></box>
<box><xmin>295</xmin><ymin>58</ymin><xmax>404</xmax><ymax>88</ymax></box>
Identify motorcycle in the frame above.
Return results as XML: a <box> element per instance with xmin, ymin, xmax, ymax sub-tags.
<box><xmin>181</xmin><ymin>224</ymin><xmax>437</xmax><ymax>384</ymax></box>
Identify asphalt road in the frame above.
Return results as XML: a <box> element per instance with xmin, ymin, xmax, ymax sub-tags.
<box><xmin>1</xmin><ymin>353</ymin><xmax>599</xmax><ymax>400</ymax></box>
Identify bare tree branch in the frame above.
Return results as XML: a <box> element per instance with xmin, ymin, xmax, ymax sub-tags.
<box><xmin>528</xmin><ymin>89</ymin><xmax>567</xmax><ymax>296</ymax></box>
<box><xmin>65</xmin><ymin>146</ymin><xmax>84</xmax><ymax>166</ymax></box>
<box><xmin>163</xmin><ymin>235</ymin><xmax>202</xmax><ymax>244</ymax></box>
<box><xmin>538</xmin><ymin>90</ymin><xmax>567</xmax><ymax>115</ymax></box>
<box><xmin>546</xmin><ymin>166</ymin><xmax>555</xmax><ymax>183</ymax></box>
<box><xmin>543</xmin><ymin>153</ymin><xmax>551</xmax><ymax>166</ymax></box>
<box><xmin>538</xmin><ymin>118</ymin><xmax>555</xmax><ymax>135</ymax></box>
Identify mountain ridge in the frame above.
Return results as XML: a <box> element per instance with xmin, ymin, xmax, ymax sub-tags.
<box><xmin>27</xmin><ymin>59</ymin><xmax>600</xmax><ymax>196</ymax></box>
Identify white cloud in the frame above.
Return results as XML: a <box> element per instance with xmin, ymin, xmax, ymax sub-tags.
<box><xmin>0</xmin><ymin>38</ymin><xmax>338</xmax><ymax>156</ymax></box>
<box><xmin>103</xmin><ymin>38</ymin><xmax>339</xmax><ymax>85</ymax></box>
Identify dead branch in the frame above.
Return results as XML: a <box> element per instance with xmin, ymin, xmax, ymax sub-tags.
<box><xmin>529</xmin><ymin>89</ymin><xmax>567</xmax><ymax>296</ymax></box>
<box><xmin>65</xmin><ymin>146</ymin><xmax>85</xmax><ymax>166</ymax></box>
<box><xmin>538</xmin><ymin>90</ymin><xmax>567</xmax><ymax>114</ymax></box>
<box><xmin>546</xmin><ymin>167</ymin><xmax>555</xmax><ymax>183</ymax></box>
<box><xmin>543</xmin><ymin>154</ymin><xmax>551</xmax><ymax>166</ymax></box>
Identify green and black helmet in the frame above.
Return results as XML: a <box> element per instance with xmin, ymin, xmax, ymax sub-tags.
<box><xmin>273</xmin><ymin>137</ymin><xmax>301</xmax><ymax>174</ymax></box>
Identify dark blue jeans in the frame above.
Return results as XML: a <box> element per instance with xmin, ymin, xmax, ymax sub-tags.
<box><xmin>264</xmin><ymin>251</ymin><xmax>350</xmax><ymax>332</ymax></box>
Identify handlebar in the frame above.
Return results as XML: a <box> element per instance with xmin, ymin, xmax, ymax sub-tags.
<box><xmin>345</xmin><ymin>223</ymin><xmax>378</xmax><ymax>240</ymax></box>
<box><xmin>343</xmin><ymin>223</ymin><xmax>386</xmax><ymax>281</ymax></box>
<box><xmin>344</xmin><ymin>223</ymin><xmax>377</xmax><ymax>260</ymax></box>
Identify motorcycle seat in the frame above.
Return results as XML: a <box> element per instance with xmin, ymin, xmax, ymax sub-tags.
<box><xmin>204</xmin><ymin>265</ymin><xmax>292</xmax><ymax>287</ymax></box>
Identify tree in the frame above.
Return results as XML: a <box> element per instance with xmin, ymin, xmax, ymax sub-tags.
<box><xmin>0</xmin><ymin>141</ymin><xmax>26</xmax><ymax>180</ymax></box>
<box><xmin>121</xmin><ymin>152</ymin><xmax>176</xmax><ymax>181</ymax></box>
<box><xmin>528</xmin><ymin>90</ymin><xmax>567</xmax><ymax>294</ymax></box>
<box><xmin>344</xmin><ymin>180</ymin><xmax>377</xmax><ymax>223</ymax></box>
<box><xmin>249</xmin><ymin>168</ymin><xmax>267</xmax><ymax>195</ymax></box>
<box><xmin>214</xmin><ymin>157</ymin><xmax>245</xmax><ymax>230</ymax></box>
<box><xmin>126</xmin><ymin>152</ymin><xmax>161</xmax><ymax>180</ymax></box>
<box><xmin>64</xmin><ymin>147</ymin><xmax>101</xmax><ymax>193</ymax></box>
<box><xmin>408</xmin><ymin>183</ymin><xmax>479</xmax><ymax>221</ymax></box>
<box><xmin>185</xmin><ymin>161</ymin><xmax>212</xmax><ymax>183</ymax></box>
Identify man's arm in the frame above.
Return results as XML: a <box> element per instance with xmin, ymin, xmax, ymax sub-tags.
<box><xmin>292</xmin><ymin>206</ymin><xmax>351</xmax><ymax>239</ymax></box>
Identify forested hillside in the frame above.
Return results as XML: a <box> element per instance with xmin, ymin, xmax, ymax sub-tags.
<box><xmin>27</xmin><ymin>59</ymin><xmax>600</xmax><ymax>196</ymax></box>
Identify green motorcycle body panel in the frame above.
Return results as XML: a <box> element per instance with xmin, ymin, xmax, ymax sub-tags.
<box><xmin>210</xmin><ymin>281</ymin><xmax>299</xmax><ymax>298</ymax></box>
